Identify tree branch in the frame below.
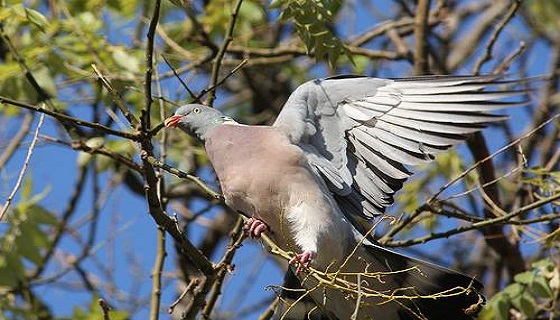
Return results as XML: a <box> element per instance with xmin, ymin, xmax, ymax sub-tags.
<box><xmin>0</xmin><ymin>111</ymin><xmax>34</xmax><ymax>169</ymax></box>
<box><xmin>0</xmin><ymin>113</ymin><xmax>44</xmax><ymax>221</ymax></box>
<box><xmin>473</xmin><ymin>0</ymin><xmax>522</xmax><ymax>74</ymax></box>
<box><xmin>0</xmin><ymin>95</ymin><xmax>140</xmax><ymax>141</ymax></box>
<box><xmin>414</xmin><ymin>0</ymin><xmax>431</xmax><ymax>75</ymax></box>
<box><xmin>143</xmin><ymin>0</ymin><xmax>161</xmax><ymax>132</ymax></box>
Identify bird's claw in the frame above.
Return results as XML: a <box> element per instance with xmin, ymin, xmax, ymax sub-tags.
<box><xmin>289</xmin><ymin>250</ymin><xmax>316</xmax><ymax>275</ymax></box>
<box><xmin>244</xmin><ymin>217</ymin><xmax>268</xmax><ymax>238</ymax></box>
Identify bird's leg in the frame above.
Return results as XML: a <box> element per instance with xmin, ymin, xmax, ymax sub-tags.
<box><xmin>289</xmin><ymin>250</ymin><xmax>316</xmax><ymax>275</ymax></box>
<box><xmin>244</xmin><ymin>217</ymin><xmax>269</xmax><ymax>238</ymax></box>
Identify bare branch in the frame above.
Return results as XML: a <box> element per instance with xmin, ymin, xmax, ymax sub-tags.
<box><xmin>0</xmin><ymin>113</ymin><xmax>44</xmax><ymax>221</ymax></box>
<box><xmin>206</xmin><ymin>0</ymin><xmax>245</xmax><ymax>107</ymax></box>
<box><xmin>201</xmin><ymin>217</ymin><xmax>246</xmax><ymax>319</ymax></box>
<box><xmin>414</xmin><ymin>0</ymin><xmax>431</xmax><ymax>75</ymax></box>
<box><xmin>473</xmin><ymin>0</ymin><xmax>522</xmax><ymax>74</ymax></box>
<box><xmin>92</xmin><ymin>64</ymin><xmax>141</xmax><ymax>129</ymax></box>
<box><xmin>1</xmin><ymin>95</ymin><xmax>138</xmax><ymax>140</ymax></box>
<box><xmin>383</xmin><ymin>191</ymin><xmax>560</xmax><ymax>247</ymax></box>
<box><xmin>150</xmin><ymin>227</ymin><xmax>166</xmax><ymax>320</ymax></box>
<box><xmin>143</xmin><ymin>0</ymin><xmax>161</xmax><ymax>132</ymax></box>
<box><xmin>0</xmin><ymin>111</ymin><xmax>34</xmax><ymax>169</ymax></box>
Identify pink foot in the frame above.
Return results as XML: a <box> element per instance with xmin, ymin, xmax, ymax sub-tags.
<box><xmin>244</xmin><ymin>217</ymin><xmax>268</xmax><ymax>238</ymax></box>
<box><xmin>289</xmin><ymin>250</ymin><xmax>316</xmax><ymax>275</ymax></box>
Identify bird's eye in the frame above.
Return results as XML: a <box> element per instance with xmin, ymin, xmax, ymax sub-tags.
<box><xmin>193</xmin><ymin>107</ymin><xmax>201</xmax><ymax>114</ymax></box>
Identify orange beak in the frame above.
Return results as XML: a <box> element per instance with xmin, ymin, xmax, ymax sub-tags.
<box><xmin>164</xmin><ymin>115</ymin><xmax>184</xmax><ymax>128</ymax></box>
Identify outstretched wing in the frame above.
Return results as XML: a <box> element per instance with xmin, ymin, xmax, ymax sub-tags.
<box><xmin>273</xmin><ymin>75</ymin><xmax>527</xmax><ymax>223</ymax></box>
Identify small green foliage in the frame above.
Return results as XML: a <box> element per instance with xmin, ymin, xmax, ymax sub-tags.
<box><xmin>527</xmin><ymin>0</ymin><xmax>560</xmax><ymax>38</ymax></box>
<box><xmin>111</xmin><ymin>47</ymin><xmax>141</xmax><ymax>75</ymax></box>
<box><xmin>480</xmin><ymin>259</ymin><xmax>559</xmax><ymax>320</ymax></box>
<box><xmin>522</xmin><ymin>167</ymin><xmax>560</xmax><ymax>197</ymax></box>
<box><xmin>77</xmin><ymin>137</ymin><xmax>106</xmax><ymax>168</ymax></box>
<box><xmin>24</xmin><ymin>7</ymin><xmax>50</xmax><ymax>32</ymax></box>
<box><xmin>0</xmin><ymin>4</ymin><xmax>49</xmax><ymax>32</ymax></box>
<box><xmin>273</xmin><ymin>0</ymin><xmax>349</xmax><ymax>67</ymax></box>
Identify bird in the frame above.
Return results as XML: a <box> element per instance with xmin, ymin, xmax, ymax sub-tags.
<box><xmin>164</xmin><ymin>75</ymin><xmax>527</xmax><ymax>319</ymax></box>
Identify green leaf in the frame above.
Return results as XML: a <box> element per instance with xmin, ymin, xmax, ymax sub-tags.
<box><xmin>274</xmin><ymin>0</ymin><xmax>348</xmax><ymax>65</ymax></box>
<box><xmin>10</xmin><ymin>4</ymin><xmax>26</xmax><ymax>19</ymax></box>
<box><xmin>107</xmin><ymin>310</ymin><xmax>129</xmax><ymax>320</ymax></box>
<box><xmin>0</xmin><ymin>62</ymin><xmax>21</xmax><ymax>81</ymax></box>
<box><xmin>15</xmin><ymin>223</ymin><xmax>44</xmax><ymax>265</ymax></box>
<box><xmin>71</xmin><ymin>306</ymin><xmax>87</xmax><ymax>320</ymax></box>
<box><xmin>2</xmin><ymin>251</ymin><xmax>25</xmax><ymax>286</ymax></box>
<box><xmin>112</xmin><ymin>47</ymin><xmax>140</xmax><ymax>74</ymax></box>
<box><xmin>76</xmin><ymin>12</ymin><xmax>102</xmax><ymax>31</ymax></box>
<box><xmin>494</xmin><ymin>297</ymin><xmax>510</xmax><ymax>320</ymax></box>
<box><xmin>503</xmin><ymin>283</ymin><xmax>524</xmax><ymax>297</ymax></box>
<box><xmin>16</xmin><ymin>184</ymin><xmax>52</xmax><ymax>210</ymax></box>
<box><xmin>511</xmin><ymin>294</ymin><xmax>536</xmax><ymax>318</ymax></box>
<box><xmin>532</xmin><ymin>258</ymin><xmax>554</xmax><ymax>273</ymax></box>
<box><xmin>239</xmin><ymin>1</ymin><xmax>264</xmax><ymax>22</ymax></box>
<box><xmin>32</xmin><ymin>66</ymin><xmax>58</xmax><ymax>98</ymax></box>
<box><xmin>24</xmin><ymin>8</ymin><xmax>49</xmax><ymax>32</ymax></box>
<box><xmin>78</xmin><ymin>137</ymin><xmax>106</xmax><ymax>167</ymax></box>
<box><xmin>477</xmin><ymin>306</ymin><xmax>495</xmax><ymax>320</ymax></box>
<box><xmin>106</xmin><ymin>0</ymin><xmax>138</xmax><ymax>17</ymax></box>
<box><xmin>20</xmin><ymin>175</ymin><xmax>33</xmax><ymax>202</ymax></box>
<box><xmin>0</xmin><ymin>254</ymin><xmax>19</xmax><ymax>287</ymax></box>
<box><xmin>28</xmin><ymin>204</ymin><xmax>58</xmax><ymax>226</ymax></box>
<box><xmin>77</xmin><ymin>152</ymin><xmax>92</xmax><ymax>168</ymax></box>
<box><xmin>530</xmin><ymin>275</ymin><xmax>553</xmax><ymax>298</ymax></box>
<box><xmin>513</xmin><ymin>271</ymin><xmax>534</xmax><ymax>284</ymax></box>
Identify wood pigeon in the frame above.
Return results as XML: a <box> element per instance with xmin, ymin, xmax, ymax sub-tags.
<box><xmin>165</xmin><ymin>75</ymin><xmax>526</xmax><ymax>319</ymax></box>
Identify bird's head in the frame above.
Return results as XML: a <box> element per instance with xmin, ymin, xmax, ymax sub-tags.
<box><xmin>164</xmin><ymin>104</ymin><xmax>228</xmax><ymax>140</ymax></box>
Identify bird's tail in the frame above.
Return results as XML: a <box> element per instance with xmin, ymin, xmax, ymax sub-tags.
<box><xmin>360</xmin><ymin>243</ymin><xmax>484</xmax><ymax>320</ymax></box>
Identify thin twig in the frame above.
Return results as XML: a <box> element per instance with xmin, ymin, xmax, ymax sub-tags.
<box><xmin>141</xmin><ymin>153</ymin><xmax>223</xmax><ymax>202</ymax></box>
<box><xmin>143</xmin><ymin>0</ymin><xmax>161</xmax><ymax>132</ymax></box>
<box><xmin>168</xmin><ymin>278</ymin><xmax>200</xmax><ymax>314</ymax></box>
<box><xmin>0</xmin><ymin>95</ymin><xmax>139</xmax><ymax>141</ymax></box>
<box><xmin>430</xmin><ymin>113</ymin><xmax>560</xmax><ymax>203</ymax></box>
<box><xmin>161</xmin><ymin>54</ymin><xmax>197</xmax><ymax>101</ymax></box>
<box><xmin>0</xmin><ymin>111</ymin><xmax>34</xmax><ymax>169</ymax></box>
<box><xmin>0</xmin><ymin>113</ymin><xmax>45</xmax><ymax>221</ymax></box>
<box><xmin>92</xmin><ymin>64</ymin><xmax>140</xmax><ymax>129</ymax></box>
<box><xmin>493</xmin><ymin>41</ymin><xmax>526</xmax><ymax>75</ymax></box>
<box><xmin>150</xmin><ymin>44</ymin><xmax>167</xmax><ymax>320</ymax></box>
<box><xmin>196</xmin><ymin>59</ymin><xmax>248</xmax><ymax>103</ymax></box>
<box><xmin>258</xmin><ymin>297</ymin><xmax>279</xmax><ymax>320</ymax></box>
<box><xmin>383</xmin><ymin>114</ymin><xmax>559</xmax><ymax>241</ymax></box>
<box><xmin>206</xmin><ymin>0</ymin><xmax>244</xmax><ymax>106</ymax></box>
<box><xmin>36</xmin><ymin>135</ymin><xmax>143</xmax><ymax>173</ymax></box>
<box><xmin>201</xmin><ymin>216</ymin><xmax>246</xmax><ymax>319</ymax></box>
<box><xmin>98</xmin><ymin>298</ymin><xmax>112</xmax><ymax>320</ymax></box>
<box><xmin>383</xmin><ymin>191</ymin><xmax>560</xmax><ymax>247</ymax></box>
<box><xmin>150</xmin><ymin>227</ymin><xmax>166</xmax><ymax>320</ymax></box>
<box><xmin>473</xmin><ymin>0</ymin><xmax>522</xmax><ymax>74</ymax></box>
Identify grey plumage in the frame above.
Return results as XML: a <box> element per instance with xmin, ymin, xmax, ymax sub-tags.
<box><xmin>166</xmin><ymin>75</ymin><xmax>528</xmax><ymax>319</ymax></box>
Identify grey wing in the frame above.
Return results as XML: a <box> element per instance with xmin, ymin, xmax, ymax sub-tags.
<box><xmin>273</xmin><ymin>75</ymin><xmax>528</xmax><ymax>224</ymax></box>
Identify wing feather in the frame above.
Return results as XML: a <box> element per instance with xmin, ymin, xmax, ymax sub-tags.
<box><xmin>273</xmin><ymin>75</ymin><xmax>529</xmax><ymax>226</ymax></box>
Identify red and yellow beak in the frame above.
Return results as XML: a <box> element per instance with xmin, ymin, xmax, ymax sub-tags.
<box><xmin>164</xmin><ymin>115</ymin><xmax>184</xmax><ymax>128</ymax></box>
